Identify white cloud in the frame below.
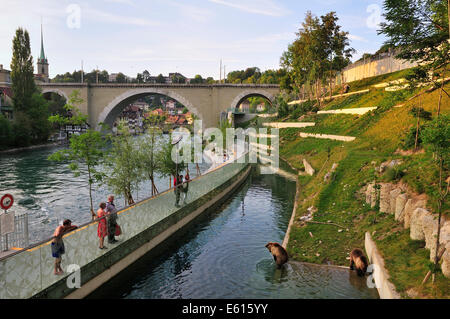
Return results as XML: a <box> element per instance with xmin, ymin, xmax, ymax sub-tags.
<box><xmin>208</xmin><ymin>0</ymin><xmax>290</xmax><ymax>17</ymax></box>
<box><xmin>85</xmin><ymin>7</ymin><xmax>160</xmax><ymax>27</ymax></box>
<box><xmin>348</xmin><ymin>34</ymin><xmax>368</xmax><ymax>43</ymax></box>
<box><xmin>165</xmin><ymin>0</ymin><xmax>214</xmax><ymax>23</ymax></box>
<box><xmin>103</xmin><ymin>0</ymin><xmax>135</xmax><ymax>5</ymax></box>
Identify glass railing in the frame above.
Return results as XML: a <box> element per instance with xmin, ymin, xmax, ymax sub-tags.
<box><xmin>0</xmin><ymin>157</ymin><xmax>249</xmax><ymax>299</ymax></box>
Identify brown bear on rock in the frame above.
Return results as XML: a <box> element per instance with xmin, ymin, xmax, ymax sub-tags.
<box><xmin>349</xmin><ymin>248</ymin><xmax>368</xmax><ymax>277</ymax></box>
<box><xmin>265</xmin><ymin>242</ymin><xmax>288</xmax><ymax>268</ymax></box>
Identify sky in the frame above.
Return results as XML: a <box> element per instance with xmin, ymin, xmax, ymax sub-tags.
<box><xmin>0</xmin><ymin>0</ymin><xmax>387</xmax><ymax>79</ymax></box>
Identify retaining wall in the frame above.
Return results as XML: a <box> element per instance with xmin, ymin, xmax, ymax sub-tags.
<box><xmin>365</xmin><ymin>232</ymin><xmax>401</xmax><ymax>299</ymax></box>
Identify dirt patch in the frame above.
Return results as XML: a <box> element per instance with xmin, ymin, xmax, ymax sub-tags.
<box><xmin>394</xmin><ymin>148</ymin><xmax>425</xmax><ymax>156</ymax></box>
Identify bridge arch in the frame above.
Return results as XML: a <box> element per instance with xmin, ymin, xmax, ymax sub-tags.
<box><xmin>41</xmin><ymin>88</ymin><xmax>69</xmax><ymax>102</ymax></box>
<box><xmin>229</xmin><ymin>89</ymin><xmax>275</xmax><ymax>111</ymax></box>
<box><xmin>96</xmin><ymin>88</ymin><xmax>202</xmax><ymax>130</ymax></box>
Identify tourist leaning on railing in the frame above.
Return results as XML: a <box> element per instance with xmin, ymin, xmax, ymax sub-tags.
<box><xmin>51</xmin><ymin>219</ymin><xmax>78</xmax><ymax>275</ymax></box>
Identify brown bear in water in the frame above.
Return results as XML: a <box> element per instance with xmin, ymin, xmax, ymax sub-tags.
<box><xmin>265</xmin><ymin>242</ymin><xmax>288</xmax><ymax>268</ymax></box>
<box><xmin>349</xmin><ymin>248</ymin><xmax>368</xmax><ymax>277</ymax></box>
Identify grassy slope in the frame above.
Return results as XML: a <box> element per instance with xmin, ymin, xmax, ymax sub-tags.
<box><xmin>280</xmin><ymin>73</ymin><xmax>450</xmax><ymax>298</ymax></box>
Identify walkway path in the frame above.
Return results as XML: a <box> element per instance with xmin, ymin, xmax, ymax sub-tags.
<box><xmin>318</xmin><ymin>107</ymin><xmax>377</xmax><ymax>115</ymax></box>
<box><xmin>263</xmin><ymin>122</ymin><xmax>315</xmax><ymax>128</ymax></box>
<box><xmin>299</xmin><ymin>132</ymin><xmax>356</xmax><ymax>142</ymax></box>
<box><xmin>288</xmin><ymin>89</ymin><xmax>370</xmax><ymax>105</ymax></box>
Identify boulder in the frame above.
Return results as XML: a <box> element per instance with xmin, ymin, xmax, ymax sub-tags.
<box><xmin>394</xmin><ymin>194</ymin><xmax>408</xmax><ymax>222</ymax></box>
<box><xmin>389</xmin><ymin>188</ymin><xmax>402</xmax><ymax>215</ymax></box>
<box><xmin>441</xmin><ymin>242</ymin><xmax>450</xmax><ymax>278</ymax></box>
<box><xmin>404</xmin><ymin>199</ymin><xmax>427</xmax><ymax>229</ymax></box>
<box><xmin>379</xmin><ymin>183</ymin><xmax>393</xmax><ymax>213</ymax></box>
<box><xmin>421</xmin><ymin>214</ymin><xmax>438</xmax><ymax>251</ymax></box>
<box><xmin>303</xmin><ymin>159</ymin><xmax>315</xmax><ymax>176</ymax></box>
<box><xmin>410</xmin><ymin>208</ymin><xmax>431</xmax><ymax>241</ymax></box>
<box><xmin>430</xmin><ymin>220</ymin><xmax>450</xmax><ymax>262</ymax></box>
<box><xmin>365</xmin><ymin>183</ymin><xmax>376</xmax><ymax>208</ymax></box>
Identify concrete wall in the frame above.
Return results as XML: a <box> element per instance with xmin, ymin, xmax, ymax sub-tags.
<box><xmin>0</xmin><ymin>160</ymin><xmax>250</xmax><ymax>299</ymax></box>
<box><xmin>339</xmin><ymin>55</ymin><xmax>417</xmax><ymax>84</ymax></box>
<box><xmin>365</xmin><ymin>232</ymin><xmax>401</xmax><ymax>299</ymax></box>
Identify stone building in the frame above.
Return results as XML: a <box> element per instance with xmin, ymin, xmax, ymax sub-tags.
<box><xmin>0</xmin><ymin>64</ymin><xmax>13</xmax><ymax>119</ymax></box>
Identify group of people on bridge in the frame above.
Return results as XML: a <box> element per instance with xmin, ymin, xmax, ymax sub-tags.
<box><xmin>174</xmin><ymin>171</ymin><xmax>190</xmax><ymax>207</ymax></box>
<box><xmin>50</xmin><ymin>171</ymin><xmax>193</xmax><ymax>276</ymax></box>
<box><xmin>50</xmin><ymin>195</ymin><xmax>120</xmax><ymax>275</ymax></box>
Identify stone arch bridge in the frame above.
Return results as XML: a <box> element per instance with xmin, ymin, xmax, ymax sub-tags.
<box><xmin>38</xmin><ymin>83</ymin><xmax>280</xmax><ymax>129</ymax></box>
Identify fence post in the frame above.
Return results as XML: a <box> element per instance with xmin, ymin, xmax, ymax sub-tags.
<box><xmin>24</xmin><ymin>213</ymin><xmax>29</xmax><ymax>248</ymax></box>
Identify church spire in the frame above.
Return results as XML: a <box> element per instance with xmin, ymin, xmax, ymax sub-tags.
<box><xmin>37</xmin><ymin>20</ymin><xmax>49</xmax><ymax>82</ymax></box>
<box><xmin>39</xmin><ymin>23</ymin><xmax>46</xmax><ymax>62</ymax></box>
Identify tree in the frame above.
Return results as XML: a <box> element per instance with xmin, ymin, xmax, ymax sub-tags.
<box><xmin>379</xmin><ymin>0</ymin><xmax>449</xmax><ymax>114</ymax></box>
<box><xmin>104</xmin><ymin>122</ymin><xmax>142</xmax><ymax>205</ymax></box>
<box><xmin>138</xmin><ymin>126</ymin><xmax>163</xmax><ymax>196</ymax></box>
<box><xmin>48</xmin><ymin>129</ymin><xmax>107</xmax><ymax>220</ymax></box>
<box><xmin>116</xmin><ymin>72</ymin><xmax>127</xmax><ymax>83</ymax></box>
<box><xmin>171</xmin><ymin>74</ymin><xmax>186</xmax><ymax>84</ymax></box>
<box><xmin>408</xmin><ymin>103</ymin><xmax>432</xmax><ymax>150</ymax></box>
<box><xmin>136</xmin><ymin>73</ymin><xmax>144</xmax><ymax>83</ymax></box>
<box><xmin>275</xmin><ymin>94</ymin><xmax>289</xmax><ymax>118</ymax></box>
<box><xmin>0</xmin><ymin>114</ymin><xmax>12</xmax><ymax>150</ymax></box>
<box><xmin>421</xmin><ymin>114</ymin><xmax>450</xmax><ymax>283</ymax></box>
<box><xmin>191</xmin><ymin>74</ymin><xmax>205</xmax><ymax>84</ymax></box>
<box><xmin>142</xmin><ymin>70</ymin><xmax>151</xmax><ymax>82</ymax></box>
<box><xmin>27</xmin><ymin>93</ymin><xmax>51</xmax><ymax>143</ymax></box>
<box><xmin>10</xmin><ymin>28</ymin><xmax>36</xmax><ymax>112</ymax></box>
<box><xmin>281</xmin><ymin>11</ymin><xmax>353</xmax><ymax>103</ymax></box>
<box><xmin>48</xmin><ymin>90</ymin><xmax>88</xmax><ymax>140</ymax></box>
<box><xmin>156</xmin><ymin>74</ymin><xmax>166</xmax><ymax>84</ymax></box>
<box><xmin>157</xmin><ymin>137</ymin><xmax>187</xmax><ymax>187</ymax></box>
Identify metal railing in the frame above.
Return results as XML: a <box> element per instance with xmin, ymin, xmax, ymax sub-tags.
<box><xmin>0</xmin><ymin>212</ymin><xmax>29</xmax><ymax>252</ymax></box>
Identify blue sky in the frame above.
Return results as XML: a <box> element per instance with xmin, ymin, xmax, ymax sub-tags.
<box><xmin>0</xmin><ymin>0</ymin><xmax>387</xmax><ymax>79</ymax></box>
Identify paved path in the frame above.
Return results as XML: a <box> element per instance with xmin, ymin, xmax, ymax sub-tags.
<box><xmin>318</xmin><ymin>107</ymin><xmax>377</xmax><ymax>115</ymax></box>
<box><xmin>288</xmin><ymin>89</ymin><xmax>370</xmax><ymax>105</ymax></box>
<box><xmin>263</xmin><ymin>122</ymin><xmax>315</xmax><ymax>128</ymax></box>
<box><xmin>299</xmin><ymin>132</ymin><xmax>356</xmax><ymax>142</ymax></box>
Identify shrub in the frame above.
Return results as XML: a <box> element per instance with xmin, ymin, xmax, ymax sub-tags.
<box><xmin>0</xmin><ymin>114</ymin><xmax>12</xmax><ymax>150</ymax></box>
<box><xmin>384</xmin><ymin>166</ymin><xmax>405</xmax><ymax>182</ymax></box>
<box><xmin>401</xmin><ymin>126</ymin><xmax>423</xmax><ymax>149</ymax></box>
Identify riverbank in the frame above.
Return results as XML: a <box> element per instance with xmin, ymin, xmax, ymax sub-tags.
<box><xmin>0</xmin><ymin>141</ymin><xmax>63</xmax><ymax>154</ymax></box>
<box><xmin>279</xmin><ymin>71</ymin><xmax>450</xmax><ymax>298</ymax></box>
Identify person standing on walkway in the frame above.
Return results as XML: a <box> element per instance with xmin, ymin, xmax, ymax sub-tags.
<box><xmin>181</xmin><ymin>171</ymin><xmax>190</xmax><ymax>204</ymax></box>
<box><xmin>174</xmin><ymin>174</ymin><xmax>181</xmax><ymax>207</ymax></box>
<box><xmin>51</xmin><ymin>219</ymin><xmax>77</xmax><ymax>275</ymax></box>
<box><xmin>97</xmin><ymin>202</ymin><xmax>108</xmax><ymax>249</ymax></box>
<box><xmin>106</xmin><ymin>195</ymin><xmax>118</xmax><ymax>244</ymax></box>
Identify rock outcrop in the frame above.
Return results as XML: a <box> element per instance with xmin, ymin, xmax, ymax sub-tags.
<box><xmin>410</xmin><ymin>208</ymin><xmax>431</xmax><ymax>241</ymax></box>
<box><xmin>379</xmin><ymin>183</ymin><xmax>392</xmax><ymax>213</ymax></box>
<box><xmin>365</xmin><ymin>183</ymin><xmax>377</xmax><ymax>208</ymax></box>
<box><xmin>394</xmin><ymin>193</ymin><xmax>408</xmax><ymax>222</ymax></box>
<box><xmin>389</xmin><ymin>188</ymin><xmax>402</xmax><ymax>214</ymax></box>
<box><xmin>441</xmin><ymin>243</ymin><xmax>450</xmax><ymax>278</ymax></box>
<box><xmin>303</xmin><ymin>159</ymin><xmax>315</xmax><ymax>176</ymax></box>
<box><xmin>362</xmin><ymin>182</ymin><xmax>450</xmax><ymax>278</ymax></box>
